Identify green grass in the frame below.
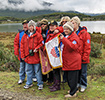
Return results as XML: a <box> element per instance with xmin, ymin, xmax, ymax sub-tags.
<box><xmin>0</xmin><ymin>72</ymin><xmax>105</xmax><ymax>100</ymax></box>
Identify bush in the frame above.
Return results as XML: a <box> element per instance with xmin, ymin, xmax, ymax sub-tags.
<box><xmin>87</xmin><ymin>57</ymin><xmax>95</xmax><ymax>70</ymax></box>
<box><xmin>88</xmin><ymin>64</ymin><xmax>105</xmax><ymax>76</ymax></box>
<box><xmin>90</xmin><ymin>41</ymin><xmax>102</xmax><ymax>58</ymax></box>
<box><xmin>0</xmin><ymin>42</ymin><xmax>19</xmax><ymax>71</ymax></box>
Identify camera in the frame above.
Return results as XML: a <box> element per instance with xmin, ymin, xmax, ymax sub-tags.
<box><xmin>29</xmin><ymin>49</ymin><xmax>34</xmax><ymax>56</ymax></box>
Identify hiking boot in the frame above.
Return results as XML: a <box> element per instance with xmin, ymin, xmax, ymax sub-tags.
<box><xmin>48</xmin><ymin>83</ymin><xmax>56</xmax><ymax>89</ymax></box>
<box><xmin>24</xmin><ymin>84</ymin><xmax>33</xmax><ymax>89</ymax></box>
<box><xmin>32</xmin><ymin>78</ymin><xmax>37</xmax><ymax>82</ymax></box>
<box><xmin>38</xmin><ymin>85</ymin><xmax>43</xmax><ymax>90</ymax></box>
<box><xmin>65</xmin><ymin>93</ymin><xmax>77</xmax><ymax>98</ymax></box>
<box><xmin>18</xmin><ymin>80</ymin><xmax>23</xmax><ymax>84</ymax></box>
<box><xmin>50</xmin><ymin>85</ymin><xmax>61</xmax><ymax>92</ymax></box>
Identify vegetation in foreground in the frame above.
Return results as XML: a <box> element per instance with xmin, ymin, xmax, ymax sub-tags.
<box><xmin>0</xmin><ymin>32</ymin><xmax>105</xmax><ymax>99</ymax></box>
<box><xmin>0</xmin><ymin>72</ymin><xmax>105</xmax><ymax>100</ymax></box>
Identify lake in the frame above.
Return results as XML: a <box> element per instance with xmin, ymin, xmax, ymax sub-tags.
<box><xmin>0</xmin><ymin>21</ymin><xmax>105</xmax><ymax>34</ymax></box>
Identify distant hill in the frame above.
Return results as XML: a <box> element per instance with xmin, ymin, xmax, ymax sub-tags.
<box><xmin>0</xmin><ymin>9</ymin><xmax>85</xmax><ymax>18</ymax></box>
<box><xmin>0</xmin><ymin>9</ymin><xmax>58</xmax><ymax>18</ymax></box>
<box><xmin>0</xmin><ymin>9</ymin><xmax>105</xmax><ymax>22</ymax></box>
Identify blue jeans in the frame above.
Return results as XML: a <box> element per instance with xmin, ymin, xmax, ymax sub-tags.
<box><xmin>25</xmin><ymin>63</ymin><xmax>43</xmax><ymax>86</ymax></box>
<box><xmin>19</xmin><ymin>61</ymin><xmax>26</xmax><ymax>81</ymax></box>
<box><xmin>78</xmin><ymin>63</ymin><xmax>87</xmax><ymax>89</ymax></box>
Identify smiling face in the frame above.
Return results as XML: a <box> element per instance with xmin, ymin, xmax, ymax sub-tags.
<box><xmin>64</xmin><ymin>26</ymin><xmax>71</xmax><ymax>35</ymax></box>
<box><xmin>71</xmin><ymin>20</ymin><xmax>79</xmax><ymax>32</ymax></box>
<box><xmin>23</xmin><ymin>23</ymin><xmax>28</xmax><ymax>31</ymax></box>
<box><xmin>41</xmin><ymin>23</ymin><xmax>48</xmax><ymax>30</ymax></box>
<box><xmin>49</xmin><ymin>24</ymin><xmax>57</xmax><ymax>32</ymax></box>
<box><xmin>62</xmin><ymin>19</ymin><xmax>67</xmax><ymax>26</ymax></box>
<box><xmin>29</xmin><ymin>25</ymin><xmax>34</xmax><ymax>32</ymax></box>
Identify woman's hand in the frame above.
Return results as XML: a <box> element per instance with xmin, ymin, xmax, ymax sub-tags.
<box><xmin>59</xmin><ymin>34</ymin><xmax>64</xmax><ymax>40</ymax></box>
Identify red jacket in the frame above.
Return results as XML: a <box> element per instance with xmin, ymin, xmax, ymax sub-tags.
<box><xmin>77</xmin><ymin>27</ymin><xmax>91</xmax><ymax>63</ymax></box>
<box><xmin>46</xmin><ymin>30</ymin><xmax>61</xmax><ymax>43</ymax></box>
<box><xmin>14</xmin><ymin>32</ymin><xmax>20</xmax><ymax>60</ymax></box>
<box><xmin>14</xmin><ymin>30</ymin><xmax>25</xmax><ymax>61</ymax></box>
<box><xmin>56</xmin><ymin>26</ymin><xmax>64</xmax><ymax>33</ymax></box>
<box><xmin>62</xmin><ymin>32</ymin><xmax>81</xmax><ymax>71</ymax></box>
<box><xmin>20</xmin><ymin>31</ymin><xmax>43</xmax><ymax>64</ymax></box>
<box><xmin>36</xmin><ymin>26</ymin><xmax>41</xmax><ymax>34</ymax></box>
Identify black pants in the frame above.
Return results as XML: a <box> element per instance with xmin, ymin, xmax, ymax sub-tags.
<box><xmin>53</xmin><ymin>68</ymin><xmax>61</xmax><ymax>81</ymax></box>
<box><xmin>42</xmin><ymin>71</ymin><xmax>53</xmax><ymax>82</ymax></box>
<box><xmin>65</xmin><ymin>70</ymin><xmax>79</xmax><ymax>95</ymax></box>
<box><xmin>42</xmin><ymin>74</ymin><xmax>47</xmax><ymax>82</ymax></box>
<box><xmin>48</xmin><ymin>71</ymin><xmax>53</xmax><ymax>83</ymax></box>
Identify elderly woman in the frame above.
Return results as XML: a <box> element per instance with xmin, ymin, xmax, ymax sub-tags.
<box><xmin>71</xmin><ymin>16</ymin><xmax>91</xmax><ymax>92</ymax></box>
<box><xmin>59</xmin><ymin>22</ymin><xmax>81</xmax><ymax>98</ymax></box>
<box><xmin>60</xmin><ymin>16</ymin><xmax>70</xmax><ymax>26</ymax></box>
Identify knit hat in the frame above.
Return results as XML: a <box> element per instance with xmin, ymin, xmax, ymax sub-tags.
<box><xmin>28</xmin><ymin>20</ymin><xmax>36</xmax><ymax>30</ymax></box>
<box><xmin>22</xmin><ymin>20</ymin><xmax>29</xmax><ymax>25</ymax></box>
<box><xmin>60</xmin><ymin>16</ymin><xmax>70</xmax><ymax>25</ymax></box>
<box><xmin>71</xmin><ymin>16</ymin><xmax>80</xmax><ymax>26</ymax></box>
<box><xmin>63</xmin><ymin>22</ymin><xmax>74</xmax><ymax>31</ymax></box>
<box><xmin>49</xmin><ymin>20</ymin><xmax>58</xmax><ymax>26</ymax></box>
<box><xmin>41</xmin><ymin>18</ymin><xmax>48</xmax><ymax>25</ymax></box>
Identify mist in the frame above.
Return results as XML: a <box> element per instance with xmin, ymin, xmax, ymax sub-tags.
<box><xmin>0</xmin><ymin>0</ymin><xmax>105</xmax><ymax>14</ymax></box>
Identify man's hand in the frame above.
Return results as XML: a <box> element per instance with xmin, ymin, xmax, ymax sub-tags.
<box><xmin>54</xmin><ymin>29</ymin><xmax>59</xmax><ymax>34</ymax></box>
<box><xmin>33</xmin><ymin>49</ymin><xmax>37</xmax><ymax>53</ymax></box>
<box><xmin>22</xmin><ymin>58</ymin><xmax>25</xmax><ymax>60</ymax></box>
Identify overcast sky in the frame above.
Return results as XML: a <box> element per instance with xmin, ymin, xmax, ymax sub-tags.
<box><xmin>0</xmin><ymin>0</ymin><xmax>105</xmax><ymax>14</ymax></box>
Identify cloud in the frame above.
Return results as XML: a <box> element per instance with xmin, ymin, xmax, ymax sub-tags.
<box><xmin>0</xmin><ymin>0</ymin><xmax>105</xmax><ymax>13</ymax></box>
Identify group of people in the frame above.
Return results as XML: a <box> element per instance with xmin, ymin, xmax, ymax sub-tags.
<box><xmin>14</xmin><ymin>16</ymin><xmax>91</xmax><ymax>98</ymax></box>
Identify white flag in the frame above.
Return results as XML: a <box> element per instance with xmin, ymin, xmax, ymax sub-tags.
<box><xmin>45</xmin><ymin>36</ymin><xmax>62</xmax><ymax>69</ymax></box>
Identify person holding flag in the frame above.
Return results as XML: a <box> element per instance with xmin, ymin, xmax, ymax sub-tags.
<box><xmin>59</xmin><ymin>16</ymin><xmax>71</xmax><ymax>83</ymax></box>
<box><xmin>59</xmin><ymin>22</ymin><xmax>81</xmax><ymax>98</ymax></box>
<box><xmin>45</xmin><ymin>20</ymin><xmax>63</xmax><ymax>92</ymax></box>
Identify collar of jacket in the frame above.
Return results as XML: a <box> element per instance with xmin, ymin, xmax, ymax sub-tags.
<box><xmin>26</xmin><ymin>30</ymin><xmax>37</xmax><ymax>37</ymax></box>
<box><xmin>66</xmin><ymin>31</ymin><xmax>74</xmax><ymax>39</ymax></box>
<box><xmin>76</xmin><ymin>26</ymin><xmax>86</xmax><ymax>36</ymax></box>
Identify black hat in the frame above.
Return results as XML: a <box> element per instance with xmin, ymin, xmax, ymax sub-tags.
<box><xmin>49</xmin><ymin>20</ymin><xmax>58</xmax><ymax>26</ymax></box>
<box><xmin>22</xmin><ymin>20</ymin><xmax>29</xmax><ymax>25</ymax></box>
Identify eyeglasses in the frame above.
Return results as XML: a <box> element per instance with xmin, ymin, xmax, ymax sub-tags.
<box><xmin>62</xmin><ymin>21</ymin><xmax>67</xmax><ymax>23</ymax></box>
<box><xmin>41</xmin><ymin>23</ymin><xmax>47</xmax><ymax>25</ymax></box>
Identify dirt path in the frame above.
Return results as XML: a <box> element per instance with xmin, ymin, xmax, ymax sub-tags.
<box><xmin>0</xmin><ymin>88</ymin><xmax>46</xmax><ymax>100</ymax></box>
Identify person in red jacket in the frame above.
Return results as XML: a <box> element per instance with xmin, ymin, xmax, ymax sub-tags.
<box><xmin>14</xmin><ymin>20</ymin><xmax>29</xmax><ymax>84</ymax></box>
<box><xmin>45</xmin><ymin>20</ymin><xmax>61</xmax><ymax>92</ymax></box>
<box><xmin>20</xmin><ymin>20</ymin><xmax>44</xmax><ymax>89</ymax></box>
<box><xmin>71</xmin><ymin>16</ymin><xmax>91</xmax><ymax>92</ymax></box>
<box><xmin>59</xmin><ymin>16</ymin><xmax>71</xmax><ymax>83</ymax></box>
<box><xmin>59</xmin><ymin>22</ymin><xmax>81</xmax><ymax>98</ymax></box>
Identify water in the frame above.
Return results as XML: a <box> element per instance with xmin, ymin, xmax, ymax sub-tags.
<box><xmin>0</xmin><ymin>23</ymin><xmax>22</xmax><ymax>32</ymax></box>
<box><xmin>81</xmin><ymin>21</ymin><xmax>105</xmax><ymax>34</ymax></box>
<box><xmin>0</xmin><ymin>21</ymin><xmax>105</xmax><ymax>33</ymax></box>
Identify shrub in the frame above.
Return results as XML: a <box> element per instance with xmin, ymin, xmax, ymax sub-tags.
<box><xmin>0</xmin><ymin>42</ymin><xmax>19</xmax><ymax>71</ymax></box>
<box><xmin>90</xmin><ymin>41</ymin><xmax>102</xmax><ymax>58</ymax></box>
<box><xmin>88</xmin><ymin>64</ymin><xmax>105</xmax><ymax>76</ymax></box>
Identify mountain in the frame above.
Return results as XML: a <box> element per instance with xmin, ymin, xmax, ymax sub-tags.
<box><xmin>0</xmin><ymin>9</ymin><xmax>82</xmax><ymax>18</ymax></box>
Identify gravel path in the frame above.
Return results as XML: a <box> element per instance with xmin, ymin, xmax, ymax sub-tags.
<box><xmin>0</xmin><ymin>88</ymin><xmax>46</xmax><ymax>100</ymax></box>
